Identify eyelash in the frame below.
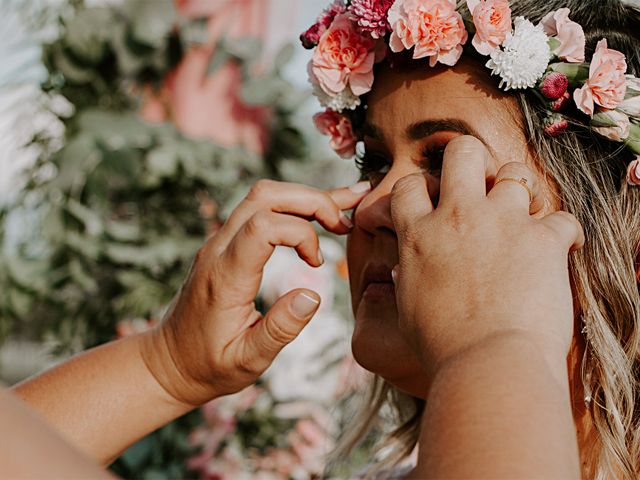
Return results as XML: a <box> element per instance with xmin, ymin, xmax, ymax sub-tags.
<box><xmin>355</xmin><ymin>145</ymin><xmax>446</xmax><ymax>181</ymax></box>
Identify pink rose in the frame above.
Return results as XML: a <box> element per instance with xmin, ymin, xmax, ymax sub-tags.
<box><xmin>573</xmin><ymin>39</ymin><xmax>627</xmax><ymax>116</ymax></box>
<box><xmin>541</xmin><ymin>8</ymin><xmax>585</xmax><ymax>63</ymax></box>
<box><xmin>467</xmin><ymin>0</ymin><xmax>511</xmax><ymax>56</ymax></box>
<box><xmin>388</xmin><ymin>0</ymin><xmax>468</xmax><ymax>67</ymax></box>
<box><xmin>591</xmin><ymin>109</ymin><xmax>630</xmax><ymax>142</ymax></box>
<box><xmin>626</xmin><ymin>156</ymin><xmax>640</xmax><ymax>186</ymax></box>
<box><xmin>311</xmin><ymin>13</ymin><xmax>377</xmax><ymax>97</ymax></box>
<box><xmin>314</xmin><ymin>110</ymin><xmax>357</xmax><ymax>158</ymax></box>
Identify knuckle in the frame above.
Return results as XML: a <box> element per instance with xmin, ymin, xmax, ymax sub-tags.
<box><xmin>247</xmin><ymin>179</ymin><xmax>276</xmax><ymax>201</ymax></box>
<box><xmin>497</xmin><ymin>161</ymin><xmax>535</xmax><ymax>182</ymax></box>
<box><xmin>446</xmin><ymin>135</ymin><xmax>484</xmax><ymax>155</ymax></box>
<box><xmin>264</xmin><ymin>317</ymin><xmax>295</xmax><ymax>345</ymax></box>
<box><xmin>392</xmin><ymin>174</ymin><xmax>421</xmax><ymax>197</ymax></box>
<box><xmin>245</xmin><ymin>211</ymin><xmax>272</xmax><ymax>237</ymax></box>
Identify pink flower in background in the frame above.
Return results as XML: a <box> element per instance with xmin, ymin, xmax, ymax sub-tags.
<box><xmin>313</xmin><ymin>110</ymin><xmax>357</xmax><ymax>158</ymax></box>
<box><xmin>574</xmin><ymin>39</ymin><xmax>627</xmax><ymax>116</ymax></box>
<box><xmin>348</xmin><ymin>0</ymin><xmax>394</xmax><ymax>39</ymax></box>
<box><xmin>300</xmin><ymin>0</ymin><xmax>347</xmax><ymax>49</ymax></box>
<box><xmin>389</xmin><ymin>0</ymin><xmax>468</xmax><ymax>67</ymax></box>
<box><xmin>540</xmin><ymin>8</ymin><xmax>585</xmax><ymax>63</ymax></box>
<box><xmin>173</xmin><ymin>0</ymin><xmax>233</xmax><ymax>18</ymax></box>
<box><xmin>467</xmin><ymin>0</ymin><xmax>512</xmax><ymax>56</ymax></box>
<box><xmin>311</xmin><ymin>13</ymin><xmax>377</xmax><ymax>97</ymax></box>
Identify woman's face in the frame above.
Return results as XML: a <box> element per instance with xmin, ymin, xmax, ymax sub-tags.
<box><xmin>346</xmin><ymin>58</ymin><xmax>558</xmax><ymax>398</ymax></box>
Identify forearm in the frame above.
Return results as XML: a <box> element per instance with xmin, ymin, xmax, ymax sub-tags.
<box><xmin>0</xmin><ymin>387</ymin><xmax>114</xmax><ymax>479</ymax></box>
<box><xmin>412</xmin><ymin>332</ymin><xmax>580</xmax><ymax>479</ymax></box>
<box><xmin>11</xmin><ymin>333</ymin><xmax>193</xmax><ymax>465</ymax></box>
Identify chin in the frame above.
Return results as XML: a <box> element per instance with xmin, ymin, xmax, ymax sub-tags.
<box><xmin>351</xmin><ymin>301</ymin><xmax>430</xmax><ymax>399</ymax></box>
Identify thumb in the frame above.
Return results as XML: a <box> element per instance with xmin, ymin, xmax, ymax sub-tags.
<box><xmin>246</xmin><ymin>289</ymin><xmax>321</xmax><ymax>363</ymax></box>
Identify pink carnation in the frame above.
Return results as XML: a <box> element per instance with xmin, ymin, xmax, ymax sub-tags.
<box><xmin>627</xmin><ymin>156</ymin><xmax>640</xmax><ymax>186</ymax></box>
<box><xmin>313</xmin><ymin>110</ymin><xmax>357</xmax><ymax>158</ymax></box>
<box><xmin>300</xmin><ymin>1</ymin><xmax>347</xmax><ymax>49</ymax></box>
<box><xmin>311</xmin><ymin>13</ymin><xmax>378</xmax><ymax>97</ymax></box>
<box><xmin>467</xmin><ymin>0</ymin><xmax>512</xmax><ymax>56</ymax></box>
<box><xmin>540</xmin><ymin>8</ymin><xmax>585</xmax><ymax>63</ymax></box>
<box><xmin>541</xmin><ymin>72</ymin><xmax>569</xmax><ymax>99</ymax></box>
<box><xmin>348</xmin><ymin>0</ymin><xmax>394</xmax><ymax>39</ymax></box>
<box><xmin>573</xmin><ymin>39</ymin><xmax>627</xmax><ymax>116</ymax></box>
<box><xmin>388</xmin><ymin>0</ymin><xmax>468</xmax><ymax>67</ymax></box>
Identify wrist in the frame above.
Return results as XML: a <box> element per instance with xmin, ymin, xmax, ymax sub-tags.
<box><xmin>137</xmin><ymin>327</ymin><xmax>214</xmax><ymax>410</ymax></box>
<box><xmin>434</xmin><ymin>330</ymin><xmax>570</xmax><ymax>391</ymax></box>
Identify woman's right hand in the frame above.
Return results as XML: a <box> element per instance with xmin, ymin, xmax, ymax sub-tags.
<box><xmin>140</xmin><ymin>179</ymin><xmax>370</xmax><ymax>407</ymax></box>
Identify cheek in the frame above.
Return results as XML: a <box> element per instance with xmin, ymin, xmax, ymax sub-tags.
<box><xmin>346</xmin><ymin>231</ymin><xmax>365</xmax><ymax>312</ymax></box>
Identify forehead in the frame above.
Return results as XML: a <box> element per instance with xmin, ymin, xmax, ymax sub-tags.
<box><xmin>365</xmin><ymin>58</ymin><xmax>527</xmax><ymax>156</ymax></box>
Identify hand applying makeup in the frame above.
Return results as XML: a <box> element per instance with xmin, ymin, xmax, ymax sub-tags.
<box><xmin>389</xmin><ymin>135</ymin><xmax>584</xmax><ymax>383</ymax></box>
<box><xmin>140</xmin><ymin>179</ymin><xmax>371</xmax><ymax>406</ymax></box>
<box><xmin>389</xmin><ymin>135</ymin><xmax>585</xmax><ymax>478</ymax></box>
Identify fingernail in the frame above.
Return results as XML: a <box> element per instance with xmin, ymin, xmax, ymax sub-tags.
<box><xmin>291</xmin><ymin>292</ymin><xmax>320</xmax><ymax>318</ymax></box>
<box><xmin>349</xmin><ymin>181</ymin><xmax>371</xmax><ymax>194</ymax></box>
<box><xmin>339</xmin><ymin>211</ymin><xmax>353</xmax><ymax>229</ymax></box>
<box><xmin>317</xmin><ymin>248</ymin><xmax>325</xmax><ymax>265</ymax></box>
<box><xmin>391</xmin><ymin>265</ymin><xmax>398</xmax><ymax>284</ymax></box>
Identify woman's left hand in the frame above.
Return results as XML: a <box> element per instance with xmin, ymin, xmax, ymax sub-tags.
<box><xmin>389</xmin><ymin>135</ymin><xmax>584</xmax><ymax>382</ymax></box>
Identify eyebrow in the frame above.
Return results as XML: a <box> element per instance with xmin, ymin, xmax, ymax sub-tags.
<box><xmin>362</xmin><ymin>118</ymin><xmax>496</xmax><ymax>156</ymax></box>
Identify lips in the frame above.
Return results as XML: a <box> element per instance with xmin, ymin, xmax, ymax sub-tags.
<box><xmin>359</xmin><ymin>263</ymin><xmax>395</xmax><ymax>299</ymax></box>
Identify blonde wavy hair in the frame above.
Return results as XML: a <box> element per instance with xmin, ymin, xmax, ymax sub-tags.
<box><xmin>329</xmin><ymin>1</ymin><xmax>640</xmax><ymax>478</ymax></box>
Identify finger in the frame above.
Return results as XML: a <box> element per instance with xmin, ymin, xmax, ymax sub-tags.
<box><xmin>390</xmin><ymin>173</ymin><xmax>433</xmax><ymax>237</ymax></box>
<box><xmin>225</xmin><ymin>211</ymin><xmax>323</xmax><ymax>274</ymax></box>
<box><xmin>488</xmin><ymin>162</ymin><xmax>545</xmax><ymax>215</ymax></box>
<box><xmin>541</xmin><ymin>211</ymin><xmax>585</xmax><ymax>252</ymax></box>
<box><xmin>439</xmin><ymin>135</ymin><xmax>497</xmax><ymax>209</ymax></box>
<box><xmin>219</xmin><ymin>180</ymin><xmax>369</xmax><ymax>245</ymax></box>
<box><xmin>327</xmin><ymin>181</ymin><xmax>372</xmax><ymax>210</ymax></box>
<box><xmin>243</xmin><ymin>289</ymin><xmax>320</xmax><ymax>368</ymax></box>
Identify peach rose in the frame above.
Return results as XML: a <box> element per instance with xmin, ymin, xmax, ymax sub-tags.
<box><xmin>541</xmin><ymin>8</ymin><xmax>585</xmax><ymax>63</ymax></box>
<box><xmin>311</xmin><ymin>13</ymin><xmax>377</xmax><ymax>97</ymax></box>
<box><xmin>389</xmin><ymin>0</ymin><xmax>468</xmax><ymax>67</ymax></box>
<box><xmin>573</xmin><ymin>39</ymin><xmax>627</xmax><ymax>116</ymax></box>
<box><xmin>313</xmin><ymin>110</ymin><xmax>357</xmax><ymax>158</ymax></box>
<box><xmin>467</xmin><ymin>0</ymin><xmax>512</xmax><ymax>56</ymax></box>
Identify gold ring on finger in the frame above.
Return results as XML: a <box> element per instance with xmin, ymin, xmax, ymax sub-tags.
<box><xmin>494</xmin><ymin>176</ymin><xmax>533</xmax><ymax>205</ymax></box>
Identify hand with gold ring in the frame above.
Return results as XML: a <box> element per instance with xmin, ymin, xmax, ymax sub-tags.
<box><xmin>388</xmin><ymin>135</ymin><xmax>584</xmax><ymax>385</ymax></box>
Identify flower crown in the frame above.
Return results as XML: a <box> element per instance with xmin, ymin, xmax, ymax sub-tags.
<box><xmin>301</xmin><ymin>0</ymin><xmax>640</xmax><ymax>185</ymax></box>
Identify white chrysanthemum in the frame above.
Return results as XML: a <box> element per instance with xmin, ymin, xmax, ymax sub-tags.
<box><xmin>312</xmin><ymin>83</ymin><xmax>361</xmax><ymax>112</ymax></box>
<box><xmin>486</xmin><ymin>16</ymin><xmax>551</xmax><ymax>90</ymax></box>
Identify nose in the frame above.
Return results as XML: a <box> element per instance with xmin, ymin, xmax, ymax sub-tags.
<box><xmin>354</xmin><ymin>162</ymin><xmax>438</xmax><ymax>235</ymax></box>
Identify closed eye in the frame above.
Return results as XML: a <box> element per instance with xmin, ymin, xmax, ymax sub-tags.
<box><xmin>355</xmin><ymin>144</ymin><xmax>447</xmax><ymax>185</ymax></box>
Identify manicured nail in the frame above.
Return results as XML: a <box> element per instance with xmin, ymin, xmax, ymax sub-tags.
<box><xmin>339</xmin><ymin>211</ymin><xmax>353</xmax><ymax>229</ymax></box>
<box><xmin>349</xmin><ymin>181</ymin><xmax>371</xmax><ymax>194</ymax></box>
<box><xmin>291</xmin><ymin>292</ymin><xmax>320</xmax><ymax>318</ymax></box>
<box><xmin>317</xmin><ymin>248</ymin><xmax>325</xmax><ymax>265</ymax></box>
<box><xmin>391</xmin><ymin>265</ymin><xmax>398</xmax><ymax>284</ymax></box>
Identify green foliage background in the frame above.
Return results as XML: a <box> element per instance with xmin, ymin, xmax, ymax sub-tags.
<box><xmin>0</xmin><ymin>1</ymin><xmax>313</xmax><ymax>476</ymax></box>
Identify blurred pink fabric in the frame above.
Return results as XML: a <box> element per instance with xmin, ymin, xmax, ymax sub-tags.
<box><xmin>139</xmin><ymin>0</ymin><xmax>296</xmax><ymax>154</ymax></box>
